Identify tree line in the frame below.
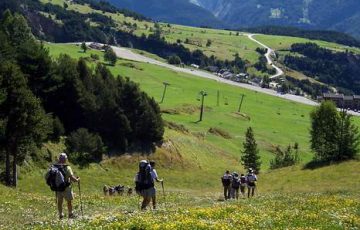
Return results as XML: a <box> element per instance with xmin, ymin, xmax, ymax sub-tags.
<box><xmin>284</xmin><ymin>43</ymin><xmax>360</xmax><ymax>94</ymax></box>
<box><xmin>73</xmin><ymin>0</ymin><xmax>149</xmax><ymax>21</ymax></box>
<box><xmin>0</xmin><ymin>0</ymin><xmax>248</xmax><ymax>73</ymax></box>
<box><xmin>0</xmin><ymin>11</ymin><xmax>164</xmax><ymax>186</ymax></box>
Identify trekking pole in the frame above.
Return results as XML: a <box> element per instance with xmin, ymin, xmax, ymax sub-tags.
<box><xmin>161</xmin><ymin>181</ymin><xmax>166</xmax><ymax>208</ymax></box>
<box><xmin>78</xmin><ymin>180</ymin><xmax>84</xmax><ymax>217</ymax></box>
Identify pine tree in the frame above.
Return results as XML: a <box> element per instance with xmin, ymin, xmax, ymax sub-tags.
<box><xmin>81</xmin><ymin>42</ymin><xmax>87</xmax><ymax>53</ymax></box>
<box><xmin>337</xmin><ymin>111</ymin><xmax>360</xmax><ymax>160</ymax></box>
<box><xmin>104</xmin><ymin>47</ymin><xmax>117</xmax><ymax>66</ymax></box>
<box><xmin>241</xmin><ymin>127</ymin><xmax>261</xmax><ymax>173</ymax></box>
<box><xmin>310</xmin><ymin>101</ymin><xmax>359</xmax><ymax>162</ymax></box>
<box><xmin>310</xmin><ymin>101</ymin><xmax>340</xmax><ymax>161</ymax></box>
<box><xmin>0</xmin><ymin>62</ymin><xmax>51</xmax><ymax>186</ymax></box>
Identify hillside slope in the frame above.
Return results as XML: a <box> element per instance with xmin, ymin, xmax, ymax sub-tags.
<box><xmin>193</xmin><ymin>0</ymin><xmax>360</xmax><ymax>38</ymax></box>
<box><xmin>106</xmin><ymin>0</ymin><xmax>224</xmax><ymax>28</ymax></box>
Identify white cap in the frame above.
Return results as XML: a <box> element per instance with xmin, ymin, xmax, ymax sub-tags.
<box><xmin>59</xmin><ymin>153</ymin><xmax>68</xmax><ymax>161</ymax></box>
<box><xmin>139</xmin><ymin>160</ymin><xmax>148</xmax><ymax>167</ymax></box>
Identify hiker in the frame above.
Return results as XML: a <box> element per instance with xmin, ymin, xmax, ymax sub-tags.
<box><xmin>239</xmin><ymin>173</ymin><xmax>247</xmax><ymax>198</ymax></box>
<box><xmin>52</xmin><ymin>153</ymin><xmax>80</xmax><ymax>219</ymax></box>
<box><xmin>149</xmin><ymin>160</ymin><xmax>163</xmax><ymax>210</ymax></box>
<box><xmin>246</xmin><ymin>168</ymin><xmax>257</xmax><ymax>198</ymax></box>
<box><xmin>230</xmin><ymin>172</ymin><xmax>240</xmax><ymax>200</ymax></box>
<box><xmin>221</xmin><ymin>170</ymin><xmax>232</xmax><ymax>200</ymax></box>
<box><xmin>103</xmin><ymin>185</ymin><xmax>109</xmax><ymax>196</ymax></box>
<box><xmin>127</xmin><ymin>187</ymin><xmax>133</xmax><ymax>196</ymax></box>
<box><xmin>135</xmin><ymin>160</ymin><xmax>155</xmax><ymax>210</ymax></box>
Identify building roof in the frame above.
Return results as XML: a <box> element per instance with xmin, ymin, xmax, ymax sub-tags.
<box><xmin>323</xmin><ymin>93</ymin><xmax>344</xmax><ymax>99</ymax></box>
<box><xmin>344</xmin><ymin>96</ymin><xmax>354</xmax><ymax>101</ymax></box>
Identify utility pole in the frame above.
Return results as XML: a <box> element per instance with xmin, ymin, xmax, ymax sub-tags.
<box><xmin>217</xmin><ymin>90</ymin><xmax>220</xmax><ymax>106</ymax></box>
<box><xmin>199</xmin><ymin>90</ymin><xmax>208</xmax><ymax>122</ymax></box>
<box><xmin>238</xmin><ymin>94</ymin><xmax>245</xmax><ymax>113</ymax></box>
<box><xmin>160</xmin><ymin>82</ymin><xmax>170</xmax><ymax>103</ymax></box>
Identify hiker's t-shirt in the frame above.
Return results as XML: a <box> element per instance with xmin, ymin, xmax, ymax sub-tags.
<box><xmin>222</xmin><ymin>174</ymin><xmax>232</xmax><ymax>186</ymax></box>
<box><xmin>65</xmin><ymin>166</ymin><xmax>73</xmax><ymax>182</ymax></box>
<box><xmin>134</xmin><ymin>173</ymin><xmax>139</xmax><ymax>182</ymax></box>
<box><xmin>240</xmin><ymin>176</ymin><xmax>247</xmax><ymax>185</ymax></box>
<box><xmin>246</xmin><ymin>174</ymin><xmax>257</xmax><ymax>186</ymax></box>
<box><xmin>151</xmin><ymin>169</ymin><xmax>158</xmax><ymax>180</ymax></box>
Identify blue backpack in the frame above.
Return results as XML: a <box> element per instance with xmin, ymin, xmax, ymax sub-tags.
<box><xmin>45</xmin><ymin>164</ymin><xmax>70</xmax><ymax>192</ymax></box>
<box><xmin>135</xmin><ymin>162</ymin><xmax>154</xmax><ymax>192</ymax></box>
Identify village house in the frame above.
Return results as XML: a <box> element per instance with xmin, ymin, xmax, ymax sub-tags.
<box><xmin>89</xmin><ymin>42</ymin><xmax>103</xmax><ymax>50</ymax></box>
<box><xmin>317</xmin><ymin>93</ymin><xmax>360</xmax><ymax>111</ymax></box>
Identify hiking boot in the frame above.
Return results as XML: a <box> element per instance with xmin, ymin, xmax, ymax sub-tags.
<box><xmin>59</xmin><ymin>214</ymin><xmax>64</xmax><ymax>220</ymax></box>
<box><xmin>68</xmin><ymin>213</ymin><xmax>76</xmax><ymax>219</ymax></box>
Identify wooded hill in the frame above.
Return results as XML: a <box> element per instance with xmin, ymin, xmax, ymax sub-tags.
<box><xmin>0</xmin><ymin>11</ymin><xmax>164</xmax><ymax>186</ymax></box>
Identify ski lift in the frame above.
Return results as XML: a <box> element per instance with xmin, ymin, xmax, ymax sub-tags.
<box><xmin>224</xmin><ymin>97</ymin><xmax>229</xmax><ymax>105</ymax></box>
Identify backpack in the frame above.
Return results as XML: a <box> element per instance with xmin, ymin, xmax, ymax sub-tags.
<box><xmin>232</xmin><ymin>178</ymin><xmax>240</xmax><ymax>189</ymax></box>
<box><xmin>221</xmin><ymin>175</ymin><xmax>231</xmax><ymax>186</ymax></box>
<box><xmin>135</xmin><ymin>161</ymin><xmax>154</xmax><ymax>192</ymax></box>
<box><xmin>240</xmin><ymin>176</ymin><xmax>247</xmax><ymax>184</ymax></box>
<box><xmin>45</xmin><ymin>164</ymin><xmax>70</xmax><ymax>192</ymax></box>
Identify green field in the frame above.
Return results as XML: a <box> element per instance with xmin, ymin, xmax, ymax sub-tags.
<box><xmin>46</xmin><ymin>43</ymin><xmax>316</xmax><ymax>166</ymax></box>
<box><xmin>39</xmin><ymin>0</ymin><xmax>360</xmax><ymax>66</ymax></box>
<box><xmin>255</xmin><ymin>34</ymin><xmax>360</xmax><ymax>54</ymax></box>
<box><xmin>2</xmin><ymin>2</ymin><xmax>360</xmax><ymax>228</ymax></box>
<box><xmin>1</xmin><ymin>159</ymin><xmax>359</xmax><ymax>229</ymax></box>
<box><xmin>0</xmin><ymin>36</ymin><xmax>360</xmax><ymax>230</ymax></box>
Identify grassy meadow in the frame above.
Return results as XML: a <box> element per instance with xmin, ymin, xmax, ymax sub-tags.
<box><xmin>1</xmin><ymin>2</ymin><xmax>360</xmax><ymax>227</ymax></box>
<box><xmin>46</xmin><ymin>43</ymin><xmax>317</xmax><ymax>166</ymax></box>
<box><xmin>1</xmin><ymin>159</ymin><xmax>359</xmax><ymax>228</ymax></box>
<box><xmin>255</xmin><ymin>34</ymin><xmax>360</xmax><ymax>54</ymax></box>
<box><xmin>39</xmin><ymin>0</ymin><xmax>360</xmax><ymax>65</ymax></box>
<box><xmin>0</xmin><ymin>35</ymin><xmax>359</xmax><ymax>230</ymax></box>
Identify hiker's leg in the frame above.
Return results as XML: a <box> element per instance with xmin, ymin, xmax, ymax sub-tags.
<box><xmin>223</xmin><ymin>187</ymin><xmax>227</xmax><ymax>199</ymax></box>
<box><xmin>57</xmin><ymin>193</ymin><xmax>64</xmax><ymax>217</ymax></box>
<box><xmin>65</xmin><ymin>188</ymin><xmax>74</xmax><ymax>216</ymax></box>
<box><xmin>227</xmin><ymin>186</ymin><xmax>231</xmax><ymax>199</ymax></box>
<box><xmin>236</xmin><ymin>188</ymin><xmax>239</xmax><ymax>200</ymax></box>
<box><xmin>67</xmin><ymin>200</ymin><xmax>73</xmax><ymax>216</ymax></box>
<box><xmin>247</xmin><ymin>187</ymin><xmax>250</xmax><ymax>198</ymax></box>
<box><xmin>141</xmin><ymin>196</ymin><xmax>150</xmax><ymax>210</ymax></box>
<box><xmin>251</xmin><ymin>187</ymin><xmax>255</xmax><ymax>197</ymax></box>
<box><xmin>152</xmin><ymin>195</ymin><xmax>157</xmax><ymax>209</ymax></box>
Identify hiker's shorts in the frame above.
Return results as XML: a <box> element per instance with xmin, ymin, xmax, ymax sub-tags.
<box><xmin>247</xmin><ymin>182</ymin><xmax>256</xmax><ymax>188</ymax></box>
<box><xmin>141</xmin><ymin>187</ymin><xmax>156</xmax><ymax>198</ymax></box>
<box><xmin>56</xmin><ymin>187</ymin><xmax>74</xmax><ymax>202</ymax></box>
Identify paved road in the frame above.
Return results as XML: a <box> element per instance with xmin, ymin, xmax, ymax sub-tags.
<box><xmin>74</xmin><ymin>42</ymin><xmax>360</xmax><ymax>115</ymax></box>
<box><xmin>108</xmin><ymin>45</ymin><xmax>318</xmax><ymax>106</ymax></box>
<box><xmin>247</xmin><ymin>34</ymin><xmax>284</xmax><ymax>79</ymax></box>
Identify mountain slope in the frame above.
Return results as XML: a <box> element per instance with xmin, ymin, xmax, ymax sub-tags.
<box><xmin>106</xmin><ymin>0</ymin><xmax>224</xmax><ymax>28</ymax></box>
<box><xmin>193</xmin><ymin>0</ymin><xmax>360</xmax><ymax>38</ymax></box>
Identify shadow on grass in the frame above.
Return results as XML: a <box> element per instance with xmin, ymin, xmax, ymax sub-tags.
<box><xmin>303</xmin><ymin>159</ymin><xmax>346</xmax><ymax>170</ymax></box>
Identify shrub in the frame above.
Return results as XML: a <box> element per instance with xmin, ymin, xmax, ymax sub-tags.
<box><xmin>270</xmin><ymin>143</ymin><xmax>300</xmax><ymax>169</ymax></box>
<box><xmin>90</xmin><ymin>53</ymin><xmax>99</xmax><ymax>60</ymax></box>
<box><xmin>167</xmin><ymin>55</ymin><xmax>181</xmax><ymax>65</ymax></box>
<box><xmin>104</xmin><ymin>47</ymin><xmax>117</xmax><ymax>65</ymax></box>
<box><xmin>50</xmin><ymin>116</ymin><xmax>65</xmax><ymax>142</ymax></box>
<box><xmin>65</xmin><ymin>128</ymin><xmax>106</xmax><ymax>166</ymax></box>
